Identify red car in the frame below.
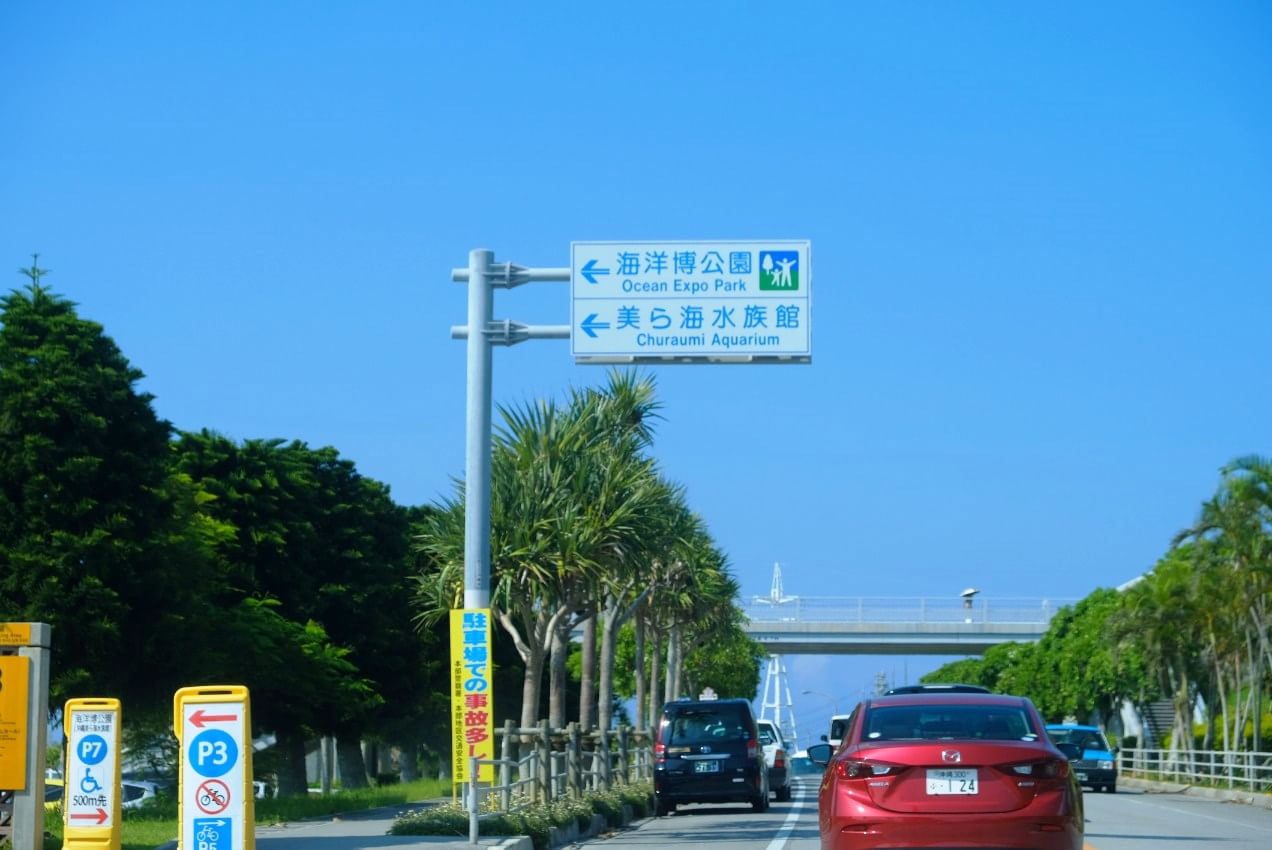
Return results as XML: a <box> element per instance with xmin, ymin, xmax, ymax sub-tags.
<box><xmin>806</xmin><ymin>693</ymin><xmax>1084</xmax><ymax>850</ymax></box>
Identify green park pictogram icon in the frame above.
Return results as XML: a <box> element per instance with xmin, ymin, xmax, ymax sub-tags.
<box><xmin>759</xmin><ymin>250</ymin><xmax>799</xmax><ymax>290</ymax></box>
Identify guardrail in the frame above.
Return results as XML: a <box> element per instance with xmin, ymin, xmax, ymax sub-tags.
<box><xmin>1120</xmin><ymin>747</ymin><xmax>1272</xmax><ymax>793</ymax></box>
<box><xmin>464</xmin><ymin>720</ymin><xmax>653</xmax><ymax>839</ymax></box>
<box><xmin>743</xmin><ymin>596</ymin><xmax>1075</xmax><ymax>625</ymax></box>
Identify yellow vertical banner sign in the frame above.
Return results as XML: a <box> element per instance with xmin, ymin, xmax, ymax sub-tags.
<box><xmin>450</xmin><ymin>609</ymin><xmax>494</xmax><ymax>784</ymax></box>
<box><xmin>0</xmin><ymin>654</ymin><xmax>31</xmax><ymax>789</ymax></box>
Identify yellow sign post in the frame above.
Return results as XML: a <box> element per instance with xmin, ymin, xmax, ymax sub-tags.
<box><xmin>62</xmin><ymin>698</ymin><xmax>122</xmax><ymax>850</ymax></box>
<box><xmin>0</xmin><ymin>621</ymin><xmax>50</xmax><ymax>850</ymax></box>
<box><xmin>450</xmin><ymin>609</ymin><xmax>494</xmax><ymax>785</ymax></box>
<box><xmin>0</xmin><ymin>623</ymin><xmax>33</xmax><ymax>647</ymax></box>
<box><xmin>174</xmin><ymin>686</ymin><xmax>254</xmax><ymax>850</ymax></box>
<box><xmin>0</xmin><ymin>655</ymin><xmax>31</xmax><ymax>790</ymax></box>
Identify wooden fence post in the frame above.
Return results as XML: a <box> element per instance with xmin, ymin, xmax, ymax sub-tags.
<box><xmin>618</xmin><ymin>726</ymin><xmax>630</xmax><ymax>784</ymax></box>
<box><xmin>500</xmin><ymin>719</ymin><xmax>515</xmax><ymax>811</ymax></box>
<box><xmin>568</xmin><ymin>722</ymin><xmax>582</xmax><ymax>798</ymax></box>
<box><xmin>600</xmin><ymin>727</ymin><xmax>612</xmax><ymax>789</ymax></box>
<box><xmin>539</xmin><ymin>719</ymin><xmax>553</xmax><ymax>803</ymax></box>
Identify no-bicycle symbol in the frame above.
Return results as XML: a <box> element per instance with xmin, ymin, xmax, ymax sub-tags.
<box><xmin>195</xmin><ymin>779</ymin><xmax>231</xmax><ymax>815</ymax></box>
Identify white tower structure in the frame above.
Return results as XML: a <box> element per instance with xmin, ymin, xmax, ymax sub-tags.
<box><xmin>753</xmin><ymin>562</ymin><xmax>798</xmax><ymax>747</ymax></box>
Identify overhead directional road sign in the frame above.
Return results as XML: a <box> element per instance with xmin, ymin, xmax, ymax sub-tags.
<box><xmin>571</xmin><ymin>240</ymin><xmax>811</xmax><ymax>363</ymax></box>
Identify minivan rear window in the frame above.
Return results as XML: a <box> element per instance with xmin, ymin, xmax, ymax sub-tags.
<box><xmin>663</xmin><ymin>706</ymin><xmax>751</xmax><ymax>745</ymax></box>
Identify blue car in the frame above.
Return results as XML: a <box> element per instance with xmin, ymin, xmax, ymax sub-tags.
<box><xmin>1046</xmin><ymin>724</ymin><xmax>1117</xmax><ymax>793</ymax></box>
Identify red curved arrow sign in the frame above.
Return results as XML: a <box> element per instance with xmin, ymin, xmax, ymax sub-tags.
<box><xmin>71</xmin><ymin>807</ymin><xmax>108</xmax><ymax>824</ymax></box>
<box><xmin>190</xmin><ymin>709</ymin><xmax>238</xmax><ymax>728</ymax></box>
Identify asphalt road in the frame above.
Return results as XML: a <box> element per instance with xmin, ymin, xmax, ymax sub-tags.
<box><xmin>565</xmin><ymin>779</ymin><xmax>1272</xmax><ymax>850</ymax></box>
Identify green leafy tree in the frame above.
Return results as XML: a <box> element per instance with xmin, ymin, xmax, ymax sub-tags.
<box><xmin>172</xmin><ymin>431</ymin><xmax>413</xmax><ymax>792</ymax></box>
<box><xmin>0</xmin><ymin>283</ymin><xmax>205</xmax><ymax>713</ymax></box>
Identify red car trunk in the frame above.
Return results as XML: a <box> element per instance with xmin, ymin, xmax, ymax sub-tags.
<box><xmin>847</xmin><ymin>742</ymin><xmax>1067</xmax><ymax>815</ymax></box>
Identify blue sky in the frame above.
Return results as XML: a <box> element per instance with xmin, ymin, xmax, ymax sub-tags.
<box><xmin>4</xmin><ymin>2</ymin><xmax>1270</xmax><ymax>746</ymax></box>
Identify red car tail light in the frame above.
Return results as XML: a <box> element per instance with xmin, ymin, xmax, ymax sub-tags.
<box><xmin>654</xmin><ymin>741</ymin><xmax>666</xmax><ymax>762</ymax></box>
<box><xmin>747</xmin><ymin>738</ymin><xmax>759</xmax><ymax>759</ymax></box>
<box><xmin>834</xmin><ymin>759</ymin><xmax>903</xmax><ymax>780</ymax></box>
<box><xmin>773</xmin><ymin>749</ymin><xmax>786</xmax><ymax>769</ymax></box>
<box><xmin>1008</xmin><ymin>758</ymin><xmax>1069</xmax><ymax>779</ymax></box>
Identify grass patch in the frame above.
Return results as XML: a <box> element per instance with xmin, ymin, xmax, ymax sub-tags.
<box><xmin>38</xmin><ymin>777</ymin><xmax>453</xmax><ymax>850</ymax></box>
<box><xmin>391</xmin><ymin>781</ymin><xmax>653</xmax><ymax>850</ymax></box>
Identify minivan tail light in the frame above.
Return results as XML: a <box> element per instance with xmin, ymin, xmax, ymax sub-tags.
<box><xmin>654</xmin><ymin>741</ymin><xmax>666</xmax><ymax>762</ymax></box>
<box><xmin>835</xmin><ymin>759</ymin><xmax>902</xmax><ymax>780</ymax></box>
<box><xmin>747</xmin><ymin>738</ymin><xmax>759</xmax><ymax>759</ymax></box>
<box><xmin>773</xmin><ymin>749</ymin><xmax>786</xmax><ymax>769</ymax></box>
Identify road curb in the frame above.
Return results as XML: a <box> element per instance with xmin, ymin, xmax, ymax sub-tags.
<box><xmin>1122</xmin><ymin>776</ymin><xmax>1272</xmax><ymax>810</ymax></box>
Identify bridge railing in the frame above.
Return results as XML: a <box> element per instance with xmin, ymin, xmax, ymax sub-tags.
<box><xmin>743</xmin><ymin>597</ymin><xmax>1075</xmax><ymax>625</ymax></box>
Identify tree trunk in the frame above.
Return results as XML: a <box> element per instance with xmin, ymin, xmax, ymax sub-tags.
<box><xmin>598</xmin><ymin>607</ymin><xmax>617</xmax><ymax>731</ymax></box>
<box><xmin>338</xmin><ymin>736</ymin><xmax>370</xmax><ymax>788</ymax></box>
<box><xmin>666</xmin><ymin>623</ymin><xmax>683</xmax><ymax>700</ymax></box>
<box><xmin>397</xmin><ymin>734</ymin><xmax>420</xmax><ymax>782</ymax></box>
<box><xmin>549</xmin><ymin>617</ymin><xmax>570</xmax><ymax>728</ymax></box>
<box><xmin>579</xmin><ymin>613</ymin><xmax>597</xmax><ymax>730</ymax></box>
<box><xmin>634</xmin><ymin>614</ymin><xmax>647</xmax><ymax>730</ymax></box>
<box><xmin>649</xmin><ymin>626</ymin><xmax>663</xmax><ymax>724</ymax></box>
<box><xmin>275</xmin><ymin>728</ymin><xmax>310</xmax><ymax>797</ymax></box>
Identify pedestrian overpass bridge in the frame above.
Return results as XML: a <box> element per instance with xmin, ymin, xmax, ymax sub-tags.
<box><xmin>742</xmin><ymin>597</ymin><xmax>1073</xmax><ymax>655</ymax></box>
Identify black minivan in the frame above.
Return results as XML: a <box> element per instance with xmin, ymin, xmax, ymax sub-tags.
<box><xmin>653</xmin><ymin>697</ymin><xmax>769</xmax><ymax>816</ymax></box>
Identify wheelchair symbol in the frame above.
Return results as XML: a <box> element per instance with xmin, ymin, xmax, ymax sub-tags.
<box><xmin>80</xmin><ymin>768</ymin><xmax>102</xmax><ymax>794</ymax></box>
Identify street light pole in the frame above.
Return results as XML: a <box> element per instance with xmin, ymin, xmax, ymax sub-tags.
<box><xmin>801</xmin><ymin>689</ymin><xmax>840</xmax><ymax>715</ymax></box>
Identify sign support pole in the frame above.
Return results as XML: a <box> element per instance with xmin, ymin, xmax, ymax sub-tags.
<box><xmin>451</xmin><ymin>250</ymin><xmax>569</xmax><ymax>609</ymax></box>
<box><xmin>462</xmin><ymin>248</ymin><xmax>495</xmax><ymax>610</ymax></box>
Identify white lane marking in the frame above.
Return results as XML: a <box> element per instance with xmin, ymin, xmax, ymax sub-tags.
<box><xmin>765</xmin><ymin>784</ymin><xmax>811</xmax><ymax>850</ymax></box>
<box><xmin>1119</xmin><ymin>796</ymin><xmax>1272</xmax><ymax>835</ymax></box>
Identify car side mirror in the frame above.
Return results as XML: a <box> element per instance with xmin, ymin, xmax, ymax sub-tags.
<box><xmin>1055</xmin><ymin>742</ymin><xmax>1082</xmax><ymax>761</ymax></box>
<box><xmin>807</xmin><ymin>743</ymin><xmax>834</xmax><ymax>766</ymax></box>
<box><xmin>820</xmin><ymin>734</ymin><xmax>828</xmax><ymax>742</ymax></box>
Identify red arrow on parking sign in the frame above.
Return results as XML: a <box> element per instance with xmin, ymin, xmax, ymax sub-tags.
<box><xmin>70</xmin><ymin>808</ymin><xmax>109</xmax><ymax>824</ymax></box>
<box><xmin>190</xmin><ymin>709</ymin><xmax>238</xmax><ymax>728</ymax></box>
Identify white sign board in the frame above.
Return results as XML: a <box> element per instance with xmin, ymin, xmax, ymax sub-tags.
<box><xmin>181</xmin><ymin>702</ymin><xmax>246</xmax><ymax>850</ymax></box>
<box><xmin>571</xmin><ymin>240</ymin><xmax>812</xmax><ymax>362</ymax></box>
<box><xmin>66</xmin><ymin>706</ymin><xmax>118</xmax><ymax>828</ymax></box>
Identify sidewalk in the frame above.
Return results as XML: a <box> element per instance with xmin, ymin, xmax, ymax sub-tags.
<box><xmin>158</xmin><ymin>803</ymin><xmax>532</xmax><ymax>850</ymax></box>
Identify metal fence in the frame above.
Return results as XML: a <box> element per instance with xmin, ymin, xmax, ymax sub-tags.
<box><xmin>1120</xmin><ymin>747</ymin><xmax>1272</xmax><ymax>793</ymax></box>
<box><xmin>465</xmin><ymin>719</ymin><xmax>653</xmax><ymax>828</ymax></box>
<box><xmin>742</xmin><ymin>596</ymin><xmax>1075</xmax><ymax>625</ymax></box>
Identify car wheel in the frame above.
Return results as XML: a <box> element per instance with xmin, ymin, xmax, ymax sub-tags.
<box><xmin>776</xmin><ymin>784</ymin><xmax>792</xmax><ymax>802</ymax></box>
<box><xmin>655</xmin><ymin>798</ymin><xmax>674</xmax><ymax>817</ymax></box>
<box><xmin>752</xmin><ymin>792</ymin><xmax>769</xmax><ymax>813</ymax></box>
<box><xmin>1106</xmin><ymin>783</ymin><xmax>1116</xmax><ymax>794</ymax></box>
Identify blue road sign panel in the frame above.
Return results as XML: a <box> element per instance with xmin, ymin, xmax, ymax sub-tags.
<box><xmin>188</xmin><ymin>729</ymin><xmax>238</xmax><ymax>778</ymax></box>
<box><xmin>571</xmin><ymin>240</ymin><xmax>812</xmax><ymax>362</ymax></box>
<box><xmin>193</xmin><ymin>817</ymin><xmax>231</xmax><ymax>850</ymax></box>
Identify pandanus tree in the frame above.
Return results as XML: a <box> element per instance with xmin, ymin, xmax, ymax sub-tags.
<box><xmin>415</xmin><ymin>373</ymin><xmax>668</xmax><ymax>728</ymax></box>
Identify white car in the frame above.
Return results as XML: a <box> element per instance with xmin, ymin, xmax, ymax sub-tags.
<box><xmin>121</xmin><ymin>779</ymin><xmax>161</xmax><ymax>810</ymax></box>
<box><xmin>755</xmin><ymin>719</ymin><xmax>792</xmax><ymax>802</ymax></box>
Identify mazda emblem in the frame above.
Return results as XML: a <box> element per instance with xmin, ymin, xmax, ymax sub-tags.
<box><xmin>941</xmin><ymin>750</ymin><xmax>961</xmax><ymax>763</ymax></box>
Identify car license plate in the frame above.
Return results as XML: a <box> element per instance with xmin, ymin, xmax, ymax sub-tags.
<box><xmin>694</xmin><ymin>760</ymin><xmax>720</xmax><ymax>774</ymax></box>
<box><xmin>1076</xmin><ymin>772</ymin><xmax>1087</xmax><ymax>780</ymax></box>
<box><xmin>925</xmin><ymin>768</ymin><xmax>977</xmax><ymax>795</ymax></box>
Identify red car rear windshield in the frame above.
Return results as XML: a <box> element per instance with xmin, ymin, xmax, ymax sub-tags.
<box><xmin>862</xmin><ymin>704</ymin><xmax>1038</xmax><ymax>742</ymax></box>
